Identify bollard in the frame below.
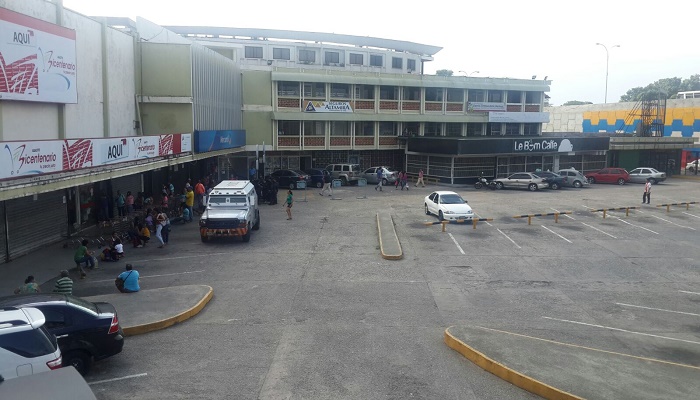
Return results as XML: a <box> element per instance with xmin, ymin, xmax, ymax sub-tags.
<box><xmin>626</xmin><ymin>207</ymin><xmax>630</xmax><ymax>217</ymax></box>
<box><xmin>441</xmin><ymin>221</ymin><xmax>448</xmax><ymax>232</ymax></box>
<box><xmin>666</xmin><ymin>204</ymin><xmax>671</xmax><ymax>213</ymax></box>
<box><xmin>602</xmin><ymin>210</ymin><xmax>607</xmax><ymax>219</ymax></box>
<box><xmin>554</xmin><ymin>213</ymin><xmax>559</xmax><ymax>223</ymax></box>
<box><xmin>473</xmin><ymin>218</ymin><xmax>478</xmax><ymax>230</ymax></box>
<box><xmin>527</xmin><ymin>216</ymin><xmax>532</xmax><ymax>225</ymax></box>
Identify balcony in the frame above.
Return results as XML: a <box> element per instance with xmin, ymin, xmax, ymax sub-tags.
<box><xmin>525</xmin><ymin>104</ymin><xmax>541</xmax><ymax>112</ymax></box>
<box><xmin>379</xmin><ymin>100</ymin><xmax>399</xmax><ymax>112</ymax></box>
<box><xmin>278</xmin><ymin>136</ymin><xmax>300</xmax><ymax>148</ymax></box>
<box><xmin>303</xmin><ymin>136</ymin><xmax>325</xmax><ymax>148</ymax></box>
<box><xmin>401</xmin><ymin>100</ymin><xmax>420</xmax><ymax>113</ymax></box>
<box><xmin>378</xmin><ymin>136</ymin><xmax>399</xmax><ymax>146</ymax></box>
<box><xmin>425</xmin><ymin>101</ymin><xmax>443</xmax><ymax>113</ymax></box>
<box><xmin>446</xmin><ymin>102</ymin><xmax>464</xmax><ymax>112</ymax></box>
<box><xmin>354</xmin><ymin>100</ymin><xmax>375</xmax><ymax>111</ymax></box>
<box><xmin>354</xmin><ymin>137</ymin><xmax>375</xmax><ymax>147</ymax></box>
<box><xmin>507</xmin><ymin>104</ymin><xmax>523</xmax><ymax>112</ymax></box>
<box><xmin>278</xmin><ymin>98</ymin><xmax>300</xmax><ymax>109</ymax></box>
<box><xmin>330</xmin><ymin>136</ymin><xmax>351</xmax><ymax>147</ymax></box>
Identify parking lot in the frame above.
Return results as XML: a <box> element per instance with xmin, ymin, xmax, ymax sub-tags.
<box><xmin>72</xmin><ymin>179</ymin><xmax>699</xmax><ymax>399</ymax></box>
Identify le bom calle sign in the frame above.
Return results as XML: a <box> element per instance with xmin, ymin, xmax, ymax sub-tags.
<box><xmin>513</xmin><ymin>139</ymin><xmax>573</xmax><ymax>153</ymax></box>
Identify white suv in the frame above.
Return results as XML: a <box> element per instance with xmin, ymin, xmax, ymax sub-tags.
<box><xmin>0</xmin><ymin>307</ymin><xmax>62</xmax><ymax>381</ymax></box>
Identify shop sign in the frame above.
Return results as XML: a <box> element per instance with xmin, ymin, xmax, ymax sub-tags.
<box><xmin>489</xmin><ymin>112</ymin><xmax>550</xmax><ymax>123</ymax></box>
<box><xmin>467</xmin><ymin>102</ymin><xmax>506</xmax><ymax>112</ymax></box>
<box><xmin>194</xmin><ymin>130</ymin><xmax>246</xmax><ymax>152</ymax></box>
<box><xmin>304</xmin><ymin>101</ymin><xmax>353</xmax><ymax>113</ymax></box>
<box><xmin>0</xmin><ymin>140</ymin><xmax>63</xmax><ymax>178</ymax></box>
<box><xmin>513</xmin><ymin>138</ymin><xmax>574</xmax><ymax>152</ymax></box>
<box><xmin>0</xmin><ymin>8</ymin><xmax>78</xmax><ymax>103</ymax></box>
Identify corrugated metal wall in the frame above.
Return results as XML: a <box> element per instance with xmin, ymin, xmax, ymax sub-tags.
<box><xmin>6</xmin><ymin>192</ymin><xmax>66</xmax><ymax>260</ymax></box>
<box><xmin>191</xmin><ymin>44</ymin><xmax>241</xmax><ymax>131</ymax></box>
<box><xmin>0</xmin><ymin>202</ymin><xmax>7</xmax><ymax>264</ymax></box>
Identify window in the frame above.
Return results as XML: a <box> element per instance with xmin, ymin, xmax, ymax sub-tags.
<box><xmin>446</xmin><ymin>123</ymin><xmax>462</xmax><ymax>137</ymax></box>
<box><xmin>505</xmin><ymin>123</ymin><xmax>521</xmax><ymax>135</ymax></box>
<box><xmin>303</xmin><ymin>83</ymin><xmax>325</xmax><ymax>98</ymax></box>
<box><xmin>330</xmin><ymin>83</ymin><xmax>350</xmax><ymax>98</ymax></box>
<box><xmin>523</xmin><ymin>123</ymin><xmax>539</xmax><ymax>136</ymax></box>
<box><xmin>299</xmin><ymin>49</ymin><xmax>315</xmax><ymax>63</ymax></box>
<box><xmin>355</xmin><ymin>85</ymin><xmax>375</xmax><ymax>99</ymax></box>
<box><xmin>349</xmin><ymin>53</ymin><xmax>363</xmax><ymax>65</ymax></box>
<box><xmin>278</xmin><ymin>120</ymin><xmax>301</xmax><ymax>136</ymax></box>
<box><xmin>379</xmin><ymin>122</ymin><xmax>398</xmax><ymax>136</ymax></box>
<box><xmin>487</xmin><ymin>122</ymin><xmax>502</xmax><ymax>136</ymax></box>
<box><xmin>303</xmin><ymin>121</ymin><xmax>324</xmax><ymax>136</ymax></box>
<box><xmin>468</xmin><ymin>90</ymin><xmax>485</xmax><ymax>102</ymax></box>
<box><xmin>466</xmin><ymin>123</ymin><xmax>484</xmax><ymax>136</ymax></box>
<box><xmin>370</xmin><ymin>54</ymin><xmax>383</xmax><ymax>67</ymax></box>
<box><xmin>425</xmin><ymin>88</ymin><xmax>443</xmax><ymax>102</ymax></box>
<box><xmin>325</xmin><ymin>51</ymin><xmax>340</xmax><ymax>64</ymax></box>
<box><xmin>330</xmin><ymin>121</ymin><xmax>350</xmax><ymax>136</ymax></box>
<box><xmin>0</xmin><ymin>326</ymin><xmax>56</xmax><ymax>357</ymax></box>
<box><xmin>526</xmin><ymin>91</ymin><xmax>542</xmax><ymax>103</ymax></box>
<box><xmin>356</xmin><ymin>121</ymin><xmax>374</xmax><ymax>136</ymax></box>
<box><xmin>273</xmin><ymin>48</ymin><xmax>290</xmax><ymax>60</ymax></box>
<box><xmin>507</xmin><ymin>91</ymin><xmax>522</xmax><ymax>103</ymax></box>
<box><xmin>379</xmin><ymin>86</ymin><xmax>398</xmax><ymax>100</ymax></box>
<box><xmin>403</xmin><ymin>87</ymin><xmax>420</xmax><ymax>101</ymax></box>
<box><xmin>244</xmin><ymin>46</ymin><xmax>263</xmax><ymax>59</ymax></box>
<box><xmin>424</xmin><ymin>122</ymin><xmax>442</xmax><ymax>137</ymax></box>
<box><xmin>278</xmin><ymin>81</ymin><xmax>299</xmax><ymax>96</ymax></box>
<box><xmin>39</xmin><ymin>307</ymin><xmax>69</xmax><ymax>329</ymax></box>
<box><xmin>392</xmin><ymin>57</ymin><xmax>403</xmax><ymax>69</ymax></box>
<box><xmin>446</xmin><ymin>89</ymin><xmax>464</xmax><ymax>102</ymax></box>
<box><xmin>407</xmin><ymin>59</ymin><xmax>416</xmax><ymax>72</ymax></box>
<box><xmin>488</xmin><ymin>90</ymin><xmax>503</xmax><ymax>102</ymax></box>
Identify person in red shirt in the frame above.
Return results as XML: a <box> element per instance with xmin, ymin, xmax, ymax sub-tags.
<box><xmin>194</xmin><ymin>180</ymin><xmax>206</xmax><ymax>213</ymax></box>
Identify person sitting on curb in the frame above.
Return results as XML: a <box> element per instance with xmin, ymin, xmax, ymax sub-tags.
<box><xmin>14</xmin><ymin>275</ymin><xmax>41</xmax><ymax>294</ymax></box>
<box><xmin>116</xmin><ymin>264</ymin><xmax>140</xmax><ymax>293</ymax></box>
<box><xmin>133</xmin><ymin>224</ymin><xmax>150</xmax><ymax>248</ymax></box>
<box><xmin>53</xmin><ymin>270</ymin><xmax>73</xmax><ymax>295</ymax></box>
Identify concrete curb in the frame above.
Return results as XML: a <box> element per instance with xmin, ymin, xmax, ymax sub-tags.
<box><xmin>122</xmin><ymin>285</ymin><xmax>214</xmax><ymax>336</ymax></box>
<box><xmin>444</xmin><ymin>327</ymin><xmax>582</xmax><ymax>400</ymax></box>
<box><xmin>377</xmin><ymin>213</ymin><xmax>402</xmax><ymax>260</ymax></box>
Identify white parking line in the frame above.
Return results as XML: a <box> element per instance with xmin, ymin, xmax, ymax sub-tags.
<box><xmin>682</xmin><ymin>212</ymin><xmax>700</xmax><ymax>219</ymax></box>
<box><xmin>497</xmin><ymin>228</ymin><xmax>521</xmax><ymax>249</ymax></box>
<box><xmin>550</xmin><ymin>208</ymin><xmax>576</xmax><ymax>220</ymax></box>
<box><xmin>128</xmin><ymin>253</ymin><xmax>231</xmax><ymax>263</ymax></box>
<box><xmin>91</xmin><ymin>270</ymin><xmax>205</xmax><ymax>283</ymax></box>
<box><xmin>680</xmin><ymin>290</ymin><xmax>700</xmax><ymax>295</ymax></box>
<box><xmin>88</xmin><ymin>373</ymin><xmax>148</xmax><ymax>385</ymax></box>
<box><xmin>649</xmin><ymin>214</ymin><xmax>696</xmax><ymax>230</ymax></box>
<box><xmin>579</xmin><ymin>222</ymin><xmax>617</xmax><ymax>239</ymax></box>
<box><xmin>448</xmin><ymin>233</ymin><xmax>466</xmax><ymax>255</ymax></box>
<box><xmin>616</xmin><ymin>302</ymin><xmax>700</xmax><ymax>317</ymax></box>
<box><xmin>541</xmin><ymin>225</ymin><xmax>572</xmax><ymax>243</ymax></box>
<box><xmin>609</xmin><ymin>215</ymin><xmax>659</xmax><ymax>235</ymax></box>
<box><xmin>542</xmin><ymin>316</ymin><xmax>700</xmax><ymax>345</ymax></box>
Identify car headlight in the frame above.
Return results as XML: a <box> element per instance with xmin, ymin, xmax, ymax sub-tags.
<box><xmin>445</xmin><ymin>210</ymin><xmax>455</xmax><ymax>214</ymax></box>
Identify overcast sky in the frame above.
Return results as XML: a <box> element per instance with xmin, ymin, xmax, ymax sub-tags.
<box><xmin>63</xmin><ymin>0</ymin><xmax>698</xmax><ymax>106</ymax></box>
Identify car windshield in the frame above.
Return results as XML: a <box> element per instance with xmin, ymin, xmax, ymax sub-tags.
<box><xmin>66</xmin><ymin>295</ymin><xmax>99</xmax><ymax>313</ymax></box>
<box><xmin>649</xmin><ymin>168</ymin><xmax>659</xmax><ymax>173</ymax></box>
<box><xmin>351</xmin><ymin>165</ymin><xmax>361</xmax><ymax>172</ymax></box>
<box><xmin>208</xmin><ymin>195</ymin><xmax>247</xmax><ymax>206</ymax></box>
<box><xmin>440</xmin><ymin>194</ymin><xmax>465</xmax><ymax>204</ymax></box>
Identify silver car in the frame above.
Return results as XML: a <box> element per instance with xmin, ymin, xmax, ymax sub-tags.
<box><xmin>628</xmin><ymin>167</ymin><xmax>666</xmax><ymax>184</ymax></box>
<box><xmin>556</xmin><ymin>168</ymin><xmax>589</xmax><ymax>188</ymax></box>
<box><xmin>362</xmin><ymin>166</ymin><xmax>398</xmax><ymax>185</ymax></box>
<box><xmin>493</xmin><ymin>172</ymin><xmax>549</xmax><ymax>191</ymax></box>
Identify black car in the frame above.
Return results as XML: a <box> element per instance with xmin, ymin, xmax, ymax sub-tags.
<box><xmin>269</xmin><ymin>169</ymin><xmax>311</xmax><ymax>190</ymax></box>
<box><xmin>304</xmin><ymin>168</ymin><xmax>332</xmax><ymax>188</ymax></box>
<box><xmin>531</xmin><ymin>171</ymin><xmax>564</xmax><ymax>190</ymax></box>
<box><xmin>0</xmin><ymin>294</ymin><xmax>124</xmax><ymax>375</ymax></box>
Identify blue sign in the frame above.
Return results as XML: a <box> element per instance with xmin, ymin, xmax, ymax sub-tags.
<box><xmin>194</xmin><ymin>130</ymin><xmax>246</xmax><ymax>153</ymax></box>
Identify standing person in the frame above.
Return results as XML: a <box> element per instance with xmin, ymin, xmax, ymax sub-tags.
<box><xmin>194</xmin><ymin>180</ymin><xmax>206</xmax><ymax>214</ymax></box>
<box><xmin>116</xmin><ymin>264</ymin><xmax>140</xmax><ymax>293</ymax></box>
<box><xmin>53</xmin><ymin>270</ymin><xmax>73</xmax><ymax>295</ymax></box>
<box><xmin>73</xmin><ymin>239</ymin><xmax>93</xmax><ymax>278</ymax></box>
<box><xmin>417</xmin><ymin>169</ymin><xmax>425</xmax><ymax>187</ymax></box>
<box><xmin>375</xmin><ymin>167</ymin><xmax>384</xmax><ymax>191</ymax></box>
<box><xmin>249</xmin><ymin>165</ymin><xmax>257</xmax><ymax>181</ymax></box>
<box><xmin>115</xmin><ymin>190</ymin><xmax>126</xmax><ymax>217</ymax></box>
<box><xmin>401</xmin><ymin>171</ymin><xmax>409</xmax><ymax>191</ymax></box>
<box><xmin>395</xmin><ymin>171</ymin><xmax>403</xmax><ymax>190</ymax></box>
<box><xmin>643</xmin><ymin>178</ymin><xmax>652</xmax><ymax>204</ymax></box>
<box><xmin>319</xmin><ymin>173</ymin><xmax>332</xmax><ymax>197</ymax></box>
<box><xmin>14</xmin><ymin>275</ymin><xmax>41</xmax><ymax>294</ymax></box>
<box><xmin>154</xmin><ymin>211</ymin><xmax>166</xmax><ymax>248</ymax></box>
<box><xmin>125</xmin><ymin>191</ymin><xmax>135</xmax><ymax>215</ymax></box>
<box><xmin>284</xmin><ymin>190</ymin><xmax>293</xmax><ymax>220</ymax></box>
<box><xmin>185</xmin><ymin>185</ymin><xmax>194</xmax><ymax>222</ymax></box>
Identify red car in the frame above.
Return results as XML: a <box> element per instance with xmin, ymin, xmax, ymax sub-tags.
<box><xmin>585</xmin><ymin>168</ymin><xmax>630</xmax><ymax>185</ymax></box>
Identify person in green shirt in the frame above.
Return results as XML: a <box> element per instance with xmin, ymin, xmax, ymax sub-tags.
<box><xmin>73</xmin><ymin>239</ymin><xmax>93</xmax><ymax>279</ymax></box>
<box><xmin>284</xmin><ymin>190</ymin><xmax>293</xmax><ymax>220</ymax></box>
<box><xmin>53</xmin><ymin>270</ymin><xmax>73</xmax><ymax>295</ymax></box>
<box><xmin>14</xmin><ymin>275</ymin><xmax>40</xmax><ymax>294</ymax></box>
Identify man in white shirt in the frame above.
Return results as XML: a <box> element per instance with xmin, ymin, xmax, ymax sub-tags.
<box><xmin>643</xmin><ymin>178</ymin><xmax>652</xmax><ymax>204</ymax></box>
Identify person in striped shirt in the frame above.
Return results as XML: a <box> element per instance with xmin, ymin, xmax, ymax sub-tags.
<box><xmin>53</xmin><ymin>270</ymin><xmax>73</xmax><ymax>295</ymax></box>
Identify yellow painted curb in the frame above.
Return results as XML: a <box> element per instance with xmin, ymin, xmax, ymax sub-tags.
<box><xmin>377</xmin><ymin>213</ymin><xmax>402</xmax><ymax>260</ymax></box>
<box><xmin>444</xmin><ymin>328</ymin><xmax>583</xmax><ymax>400</ymax></box>
<box><xmin>122</xmin><ymin>286</ymin><xmax>214</xmax><ymax>336</ymax></box>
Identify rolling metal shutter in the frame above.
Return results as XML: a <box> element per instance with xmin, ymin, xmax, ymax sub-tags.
<box><xmin>6</xmin><ymin>191</ymin><xmax>66</xmax><ymax>260</ymax></box>
<box><xmin>0</xmin><ymin>202</ymin><xmax>7</xmax><ymax>264</ymax></box>
<box><xmin>112</xmin><ymin>173</ymin><xmax>143</xmax><ymax>198</ymax></box>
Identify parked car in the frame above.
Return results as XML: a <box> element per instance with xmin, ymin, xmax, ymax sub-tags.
<box><xmin>0</xmin><ymin>366</ymin><xmax>97</xmax><ymax>400</ymax></box>
<box><xmin>424</xmin><ymin>191</ymin><xmax>474</xmax><ymax>221</ymax></box>
<box><xmin>0</xmin><ymin>306</ymin><xmax>62</xmax><ymax>381</ymax></box>
<box><xmin>556</xmin><ymin>168</ymin><xmax>589</xmax><ymax>188</ymax></box>
<box><xmin>685</xmin><ymin>160</ymin><xmax>699</xmax><ymax>173</ymax></box>
<box><xmin>0</xmin><ymin>294</ymin><xmax>124</xmax><ymax>376</ymax></box>
<box><xmin>304</xmin><ymin>168</ymin><xmax>332</xmax><ymax>188</ymax></box>
<box><xmin>362</xmin><ymin>166</ymin><xmax>398</xmax><ymax>185</ymax></box>
<box><xmin>531</xmin><ymin>171</ymin><xmax>564</xmax><ymax>190</ymax></box>
<box><xmin>628</xmin><ymin>167</ymin><xmax>666</xmax><ymax>184</ymax></box>
<box><xmin>493</xmin><ymin>173</ymin><xmax>549</xmax><ymax>191</ymax></box>
<box><xmin>325</xmin><ymin>164</ymin><xmax>361</xmax><ymax>185</ymax></box>
<box><xmin>269</xmin><ymin>169</ymin><xmax>311</xmax><ymax>190</ymax></box>
<box><xmin>585</xmin><ymin>168</ymin><xmax>630</xmax><ymax>185</ymax></box>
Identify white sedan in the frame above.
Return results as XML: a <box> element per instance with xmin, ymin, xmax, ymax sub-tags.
<box><xmin>424</xmin><ymin>191</ymin><xmax>474</xmax><ymax>221</ymax></box>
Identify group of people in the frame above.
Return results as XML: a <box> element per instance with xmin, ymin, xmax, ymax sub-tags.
<box><xmin>13</xmin><ymin>262</ymin><xmax>140</xmax><ymax>296</ymax></box>
<box><xmin>375</xmin><ymin>169</ymin><xmax>425</xmax><ymax>191</ymax></box>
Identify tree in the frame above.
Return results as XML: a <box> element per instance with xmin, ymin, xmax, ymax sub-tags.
<box><xmin>619</xmin><ymin>74</ymin><xmax>700</xmax><ymax>102</ymax></box>
<box><xmin>436</xmin><ymin>69</ymin><xmax>453</xmax><ymax>77</ymax></box>
<box><xmin>562</xmin><ymin>100</ymin><xmax>593</xmax><ymax>106</ymax></box>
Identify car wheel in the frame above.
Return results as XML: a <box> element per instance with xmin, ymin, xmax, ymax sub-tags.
<box><xmin>617</xmin><ymin>178</ymin><xmax>626</xmax><ymax>185</ymax></box>
<box><xmin>340</xmin><ymin>177</ymin><xmax>347</xmax><ymax>186</ymax></box>
<box><xmin>588</xmin><ymin>177</ymin><xmax>596</xmax><ymax>184</ymax></box>
<box><xmin>382</xmin><ymin>178</ymin><xmax>388</xmax><ymax>186</ymax></box>
<box><xmin>573</xmin><ymin>180</ymin><xmax>583</xmax><ymax>188</ymax></box>
<box><xmin>65</xmin><ymin>350</ymin><xmax>92</xmax><ymax>376</ymax></box>
<box><xmin>495</xmin><ymin>182</ymin><xmax>504</xmax><ymax>190</ymax></box>
<box><xmin>551</xmin><ymin>182</ymin><xmax>560</xmax><ymax>190</ymax></box>
<box><xmin>316</xmin><ymin>181</ymin><xmax>323</xmax><ymax>188</ymax></box>
<box><xmin>649</xmin><ymin>178</ymin><xmax>657</xmax><ymax>184</ymax></box>
<box><xmin>242</xmin><ymin>225</ymin><xmax>251</xmax><ymax>242</ymax></box>
<box><xmin>528</xmin><ymin>183</ymin><xmax>538</xmax><ymax>191</ymax></box>
<box><xmin>425</xmin><ymin>204</ymin><xmax>430</xmax><ymax>215</ymax></box>
<box><xmin>289</xmin><ymin>183</ymin><xmax>295</xmax><ymax>190</ymax></box>
<box><xmin>438</xmin><ymin>211</ymin><xmax>444</xmax><ymax>221</ymax></box>
<box><xmin>252</xmin><ymin>213</ymin><xmax>260</xmax><ymax>230</ymax></box>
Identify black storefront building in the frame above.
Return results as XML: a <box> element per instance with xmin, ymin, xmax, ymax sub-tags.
<box><xmin>403</xmin><ymin>136</ymin><xmax>611</xmax><ymax>184</ymax></box>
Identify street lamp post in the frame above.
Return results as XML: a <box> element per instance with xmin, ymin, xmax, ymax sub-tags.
<box><xmin>458</xmin><ymin>70</ymin><xmax>479</xmax><ymax>77</ymax></box>
<box><xmin>596</xmin><ymin>43</ymin><xmax>620</xmax><ymax>103</ymax></box>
